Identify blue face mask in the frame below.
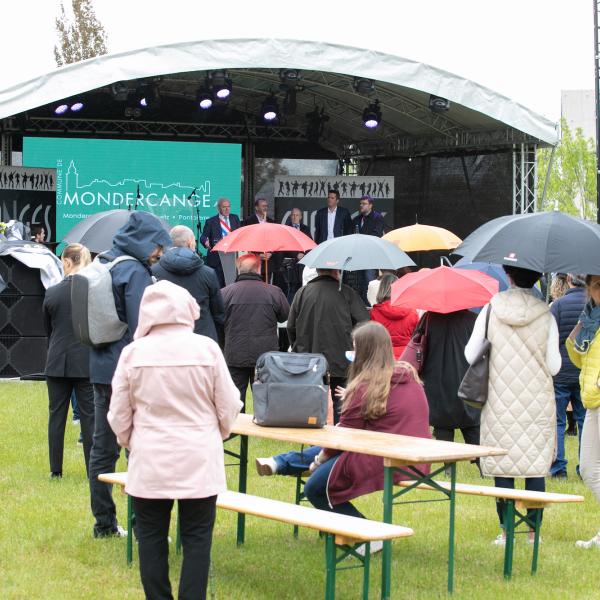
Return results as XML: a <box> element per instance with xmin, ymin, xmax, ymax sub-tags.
<box><xmin>345</xmin><ymin>351</ymin><xmax>355</xmax><ymax>363</ymax></box>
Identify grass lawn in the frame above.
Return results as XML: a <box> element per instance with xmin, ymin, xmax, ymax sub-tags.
<box><xmin>1</xmin><ymin>380</ymin><xmax>597</xmax><ymax>599</ymax></box>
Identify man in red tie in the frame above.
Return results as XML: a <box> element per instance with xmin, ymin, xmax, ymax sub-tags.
<box><xmin>200</xmin><ymin>198</ymin><xmax>241</xmax><ymax>287</ymax></box>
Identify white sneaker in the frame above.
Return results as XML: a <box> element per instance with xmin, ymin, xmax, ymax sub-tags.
<box><xmin>576</xmin><ymin>532</ymin><xmax>600</xmax><ymax>549</ymax></box>
<box><xmin>72</xmin><ymin>419</ymin><xmax>80</xmax><ymax>426</ymax></box>
<box><xmin>492</xmin><ymin>534</ymin><xmax>506</xmax><ymax>547</ymax></box>
<box><xmin>255</xmin><ymin>457</ymin><xmax>278</xmax><ymax>476</ymax></box>
<box><xmin>356</xmin><ymin>540</ymin><xmax>384</xmax><ymax>556</ymax></box>
<box><xmin>115</xmin><ymin>525</ymin><xmax>128</xmax><ymax>538</ymax></box>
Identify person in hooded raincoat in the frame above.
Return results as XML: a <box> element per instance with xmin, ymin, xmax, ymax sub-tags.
<box><xmin>108</xmin><ymin>280</ymin><xmax>242</xmax><ymax>600</ymax></box>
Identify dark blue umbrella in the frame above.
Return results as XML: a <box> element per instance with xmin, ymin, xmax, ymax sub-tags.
<box><xmin>454</xmin><ymin>257</ymin><xmax>510</xmax><ymax>291</ymax></box>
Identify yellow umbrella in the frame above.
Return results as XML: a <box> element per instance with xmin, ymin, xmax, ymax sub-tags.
<box><xmin>383</xmin><ymin>224</ymin><xmax>462</xmax><ymax>252</ymax></box>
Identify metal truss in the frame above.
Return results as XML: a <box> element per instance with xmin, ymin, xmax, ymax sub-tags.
<box><xmin>512</xmin><ymin>143</ymin><xmax>537</xmax><ymax>214</ymax></box>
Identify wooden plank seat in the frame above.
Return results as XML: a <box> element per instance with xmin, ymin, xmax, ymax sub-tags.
<box><xmin>397</xmin><ymin>479</ymin><xmax>584</xmax><ymax>579</ymax></box>
<box><xmin>99</xmin><ymin>472</ymin><xmax>413</xmax><ymax>600</ymax></box>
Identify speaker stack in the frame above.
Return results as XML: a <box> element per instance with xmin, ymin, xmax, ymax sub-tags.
<box><xmin>0</xmin><ymin>255</ymin><xmax>47</xmax><ymax>377</ymax></box>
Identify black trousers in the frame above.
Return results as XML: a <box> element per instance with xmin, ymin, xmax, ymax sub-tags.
<box><xmin>432</xmin><ymin>425</ymin><xmax>480</xmax><ymax>446</ymax></box>
<box><xmin>46</xmin><ymin>376</ymin><xmax>95</xmax><ymax>476</ymax></box>
<box><xmin>228</xmin><ymin>366</ymin><xmax>254</xmax><ymax>412</ymax></box>
<box><xmin>494</xmin><ymin>477</ymin><xmax>545</xmax><ymax>527</ymax></box>
<box><xmin>329</xmin><ymin>376</ymin><xmax>347</xmax><ymax>425</ymax></box>
<box><xmin>132</xmin><ymin>496</ymin><xmax>217</xmax><ymax>600</ymax></box>
<box><xmin>89</xmin><ymin>383</ymin><xmax>121</xmax><ymax>536</ymax></box>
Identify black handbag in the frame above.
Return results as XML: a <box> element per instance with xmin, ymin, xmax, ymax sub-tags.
<box><xmin>458</xmin><ymin>306</ymin><xmax>492</xmax><ymax>410</ymax></box>
<box><xmin>398</xmin><ymin>313</ymin><xmax>429</xmax><ymax>373</ymax></box>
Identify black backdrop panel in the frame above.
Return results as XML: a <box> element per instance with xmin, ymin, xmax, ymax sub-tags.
<box><xmin>0</xmin><ymin>190</ymin><xmax>57</xmax><ymax>242</ymax></box>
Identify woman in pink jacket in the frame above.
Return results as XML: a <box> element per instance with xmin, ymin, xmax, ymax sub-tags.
<box><xmin>108</xmin><ymin>280</ymin><xmax>242</xmax><ymax>600</ymax></box>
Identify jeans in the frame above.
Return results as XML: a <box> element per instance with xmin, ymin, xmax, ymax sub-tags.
<box><xmin>47</xmin><ymin>377</ymin><xmax>94</xmax><ymax>476</ymax></box>
<box><xmin>228</xmin><ymin>366</ymin><xmax>254</xmax><ymax>412</ymax></box>
<box><xmin>494</xmin><ymin>477</ymin><xmax>545</xmax><ymax>527</ymax></box>
<box><xmin>551</xmin><ymin>380</ymin><xmax>586</xmax><ymax>475</ymax></box>
<box><xmin>89</xmin><ymin>383</ymin><xmax>121</xmax><ymax>536</ymax></box>
<box><xmin>132</xmin><ymin>496</ymin><xmax>217</xmax><ymax>600</ymax></box>
<box><xmin>274</xmin><ymin>446</ymin><xmax>364</xmax><ymax>518</ymax></box>
<box><xmin>580</xmin><ymin>407</ymin><xmax>600</xmax><ymax>504</ymax></box>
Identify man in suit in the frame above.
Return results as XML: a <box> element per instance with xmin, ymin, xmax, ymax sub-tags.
<box><xmin>352</xmin><ymin>195</ymin><xmax>386</xmax><ymax>304</ymax></box>
<box><xmin>200</xmin><ymin>197</ymin><xmax>241</xmax><ymax>287</ymax></box>
<box><xmin>313</xmin><ymin>189</ymin><xmax>352</xmax><ymax>244</ymax></box>
<box><xmin>243</xmin><ymin>197</ymin><xmax>275</xmax><ymax>283</ymax></box>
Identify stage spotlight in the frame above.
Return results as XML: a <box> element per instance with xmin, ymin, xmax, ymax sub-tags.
<box><xmin>111</xmin><ymin>82</ymin><xmax>129</xmax><ymax>102</ymax></box>
<box><xmin>279</xmin><ymin>69</ymin><xmax>301</xmax><ymax>88</ymax></box>
<box><xmin>138</xmin><ymin>82</ymin><xmax>161</xmax><ymax>110</ymax></box>
<box><xmin>70</xmin><ymin>101</ymin><xmax>84</xmax><ymax>112</ymax></box>
<box><xmin>54</xmin><ymin>104</ymin><xmax>69</xmax><ymax>115</ymax></box>
<box><xmin>209</xmin><ymin>70</ymin><xmax>232</xmax><ymax>101</ymax></box>
<box><xmin>196</xmin><ymin>87</ymin><xmax>213</xmax><ymax>110</ymax></box>
<box><xmin>362</xmin><ymin>100</ymin><xmax>381</xmax><ymax>129</ymax></box>
<box><xmin>429</xmin><ymin>95</ymin><xmax>450</xmax><ymax>112</ymax></box>
<box><xmin>353</xmin><ymin>78</ymin><xmax>375</xmax><ymax>95</ymax></box>
<box><xmin>261</xmin><ymin>94</ymin><xmax>280</xmax><ymax>122</ymax></box>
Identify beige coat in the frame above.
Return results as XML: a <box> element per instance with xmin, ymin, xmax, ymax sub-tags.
<box><xmin>108</xmin><ymin>280</ymin><xmax>242</xmax><ymax>499</ymax></box>
<box><xmin>479</xmin><ymin>289</ymin><xmax>557</xmax><ymax>478</ymax></box>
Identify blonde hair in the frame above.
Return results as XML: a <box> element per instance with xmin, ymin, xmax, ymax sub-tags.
<box><xmin>376</xmin><ymin>273</ymin><xmax>398</xmax><ymax>304</ymax></box>
<box><xmin>550</xmin><ymin>274</ymin><xmax>568</xmax><ymax>301</ymax></box>
<box><xmin>61</xmin><ymin>243</ymin><xmax>91</xmax><ymax>271</ymax></box>
<box><xmin>342</xmin><ymin>321</ymin><xmax>395</xmax><ymax>420</ymax></box>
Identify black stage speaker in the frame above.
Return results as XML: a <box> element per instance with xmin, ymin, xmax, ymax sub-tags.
<box><xmin>0</xmin><ymin>255</ymin><xmax>45</xmax><ymax>295</ymax></box>
<box><xmin>0</xmin><ymin>336</ymin><xmax>47</xmax><ymax>377</ymax></box>
<box><xmin>0</xmin><ymin>294</ymin><xmax>45</xmax><ymax>337</ymax></box>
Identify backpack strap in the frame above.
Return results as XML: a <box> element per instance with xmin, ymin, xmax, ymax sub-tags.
<box><xmin>95</xmin><ymin>253</ymin><xmax>139</xmax><ymax>271</ymax></box>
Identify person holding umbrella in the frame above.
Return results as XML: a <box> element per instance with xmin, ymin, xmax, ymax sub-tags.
<box><xmin>566</xmin><ymin>275</ymin><xmax>600</xmax><ymax>549</ymax></box>
<box><xmin>464</xmin><ymin>265</ymin><xmax>561</xmax><ymax>546</ymax></box>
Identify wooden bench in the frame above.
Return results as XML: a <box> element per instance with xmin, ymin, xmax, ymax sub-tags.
<box><xmin>99</xmin><ymin>472</ymin><xmax>413</xmax><ymax>600</ymax></box>
<box><xmin>397</xmin><ymin>480</ymin><xmax>584</xmax><ymax>579</ymax></box>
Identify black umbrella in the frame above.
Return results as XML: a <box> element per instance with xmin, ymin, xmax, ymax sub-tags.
<box><xmin>453</xmin><ymin>211</ymin><xmax>600</xmax><ymax>274</ymax></box>
<box><xmin>63</xmin><ymin>209</ymin><xmax>171</xmax><ymax>254</ymax></box>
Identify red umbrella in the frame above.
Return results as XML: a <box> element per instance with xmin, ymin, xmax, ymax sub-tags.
<box><xmin>212</xmin><ymin>222</ymin><xmax>316</xmax><ymax>280</ymax></box>
<box><xmin>390</xmin><ymin>266</ymin><xmax>499</xmax><ymax>314</ymax></box>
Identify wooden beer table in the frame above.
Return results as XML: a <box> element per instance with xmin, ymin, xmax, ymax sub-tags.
<box><xmin>228</xmin><ymin>413</ymin><xmax>506</xmax><ymax>598</ymax></box>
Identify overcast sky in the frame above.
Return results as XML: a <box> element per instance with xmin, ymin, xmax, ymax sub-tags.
<box><xmin>0</xmin><ymin>0</ymin><xmax>593</xmax><ymax>121</ymax></box>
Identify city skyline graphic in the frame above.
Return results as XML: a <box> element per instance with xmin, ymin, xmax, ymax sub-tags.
<box><xmin>65</xmin><ymin>160</ymin><xmax>210</xmax><ymax>198</ymax></box>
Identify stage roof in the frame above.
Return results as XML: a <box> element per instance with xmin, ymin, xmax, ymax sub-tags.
<box><xmin>0</xmin><ymin>38</ymin><xmax>558</xmax><ymax>157</ymax></box>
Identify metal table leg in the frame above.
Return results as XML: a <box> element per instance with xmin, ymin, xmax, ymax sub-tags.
<box><xmin>447</xmin><ymin>462</ymin><xmax>456</xmax><ymax>594</ymax></box>
<box><xmin>381</xmin><ymin>466</ymin><xmax>394</xmax><ymax>600</ymax></box>
<box><xmin>531</xmin><ymin>507</ymin><xmax>542</xmax><ymax>574</ymax></box>
<box><xmin>503</xmin><ymin>501</ymin><xmax>516</xmax><ymax>579</ymax></box>
<box><xmin>325</xmin><ymin>534</ymin><xmax>337</xmax><ymax>600</ymax></box>
<box><xmin>236</xmin><ymin>434</ymin><xmax>248</xmax><ymax>546</ymax></box>
<box><xmin>127</xmin><ymin>494</ymin><xmax>133</xmax><ymax>566</ymax></box>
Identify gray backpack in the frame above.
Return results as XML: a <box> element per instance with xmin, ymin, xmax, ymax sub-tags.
<box><xmin>252</xmin><ymin>352</ymin><xmax>329</xmax><ymax>428</ymax></box>
<box><xmin>71</xmin><ymin>254</ymin><xmax>138</xmax><ymax>348</ymax></box>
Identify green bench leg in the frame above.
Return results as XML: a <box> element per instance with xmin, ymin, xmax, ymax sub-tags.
<box><xmin>503</xmin><ymin>500</ymin><xmax>515</xmax><ymax>579</ymax></box>
<box><xmin>531</xmin><ymin>508</ymin><xmax>542</xmax><ymax>575</ymax></box>
<box><xmin>362</xmin><ymin>542</ymin><xmax>371</xmax><ymax>600</ymax></box>
<box><xmin>447</xmin><ymin>462</ymin><xmax>457</xmax><ymax>594</ymax></box>
<box><xmin>127</xmin><ymin>494</ymin><xmax>133</xmax><ymax>566</ymax></box>
<box><xmin>176</xmin><ymin>504</ymin><xmax>181</xmax><ymax>555</ymax></box>
<box><xmin>325</xmin><ymin>534</ymin><xmax>337</xmax><ymax>600</ymax></box>
<box><xmin>237</xmin><ymin>435</ymin><xmax>248</xmax><ymax>546</ymax></box>
<box><xmin>381</xmin><ymin>466</ymin><xmax>394</xmax><ymax>600</ymax></box>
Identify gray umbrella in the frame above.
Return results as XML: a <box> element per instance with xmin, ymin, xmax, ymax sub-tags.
<box><xmin>454</xmin><ymin>211</ymin><xmax>600</xmax><ymax>274</ymax></box>
<box><xmin>300</xmin><ymin>234</ymin><xmax>415</xmax><ymax>271</ymax></box>
<box><xmin>63</xmin><ymin>209</ymin><xmax>171</xmax><ymax>253</ymax></box>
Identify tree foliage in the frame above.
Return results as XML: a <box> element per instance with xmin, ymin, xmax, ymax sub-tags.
<box><xmin>537</xmin><ymin>119</ymin><xmax>597</xmax><ymax>220</ymax></box>
<box><xmin>54</xmin><ymin>0</ymin><xmax>108</xmax><ymax>67</ymax></box>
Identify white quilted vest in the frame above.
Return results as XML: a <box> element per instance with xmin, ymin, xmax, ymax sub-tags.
<box><xmin>480</xmin><ymin>289</ymin><xmax>556</xmax><ymax>478</ymax></box>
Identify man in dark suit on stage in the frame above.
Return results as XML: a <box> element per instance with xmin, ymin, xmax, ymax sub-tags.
<box><xmin>243</xmin><ymin>197</ymin><xmax>275</xmax><ymax>283</ymax></box>
<box><xmin>313</xmin><ymin>189</ymin><xmax>352</xmax><ymax>244</ymax></box>
<box><xmin>200</xmin><ymin>197</ymin><xmax>241</xmax><ymax>287</ymax></box>
<box><xmin>352</xmin><ymin>194</ymin><xmax>386</xmax><ymax>304</ymax></box>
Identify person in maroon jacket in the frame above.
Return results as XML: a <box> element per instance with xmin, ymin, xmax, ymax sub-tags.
<box><xmin>370</xmin><ymin>273</ymin><xmax>419</xmax><ymax>358</ymax></box>
<box><xmin>256</xmin><ymin>321</ymin><xmax>431</xmax><ymax>551</ymax></box>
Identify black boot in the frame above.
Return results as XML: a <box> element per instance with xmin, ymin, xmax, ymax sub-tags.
<box><xmin>566</xmin><ymin>411</ymin><xmax>577</xmax><ymax>436</ymax></box>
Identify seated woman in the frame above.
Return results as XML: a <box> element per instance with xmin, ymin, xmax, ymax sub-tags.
<box><xmin>256</xmin><ymin>321</ymin><xmax>431</xmax><ymax>544</ymax></box>
<box><xmin>370</xmin><ymin>273</ymin><xmax>419</xmax><ymax>358</ymax></box>
<box><xmin>108</xmin><ymin>281</ymin><xmax>242</xmax><ymax>600</ymax></box>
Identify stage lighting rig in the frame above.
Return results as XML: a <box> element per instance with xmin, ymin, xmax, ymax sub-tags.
<box><xmin>209</xmin><ymin>71</ymin><xmax>232</xmax><ymax>101</ymax></box>
<box><xmin>362</xmin><ymin>100</ymin><xmax>381</xmax><ymax>129</ymax></box>
<box><xmin>306</xmin><ymin>106</ymin><xmax>329</xmax><ymax>143</ymax></box>
<box><xmin>111</xmin><ymin>82</ymin><xmax>129</xmax><ymax>102</ymax></box>
<box><xmin>196</xmin><ymin>87</ymin><xmax>213</xmax><ymax>110</ymax></box>
<box><xmin>353</xmin><ymin>78</ymin><xmax>375</xmax><ymax>95</ymax></box>
<box><xmin>261</xmin><ymin>94</ymin><xmax>280</xmax><ymax>122</ymax></box>
<box><xmin>54</xmin><ymin>99</ymin><xmax>85</xmax><ymax>114</ymax></box>
<box><xmin>138</xmin><ymin>82</ymin><xmax>161</xmax><ymax>110</ymax></box>
<box><xmin>429</xmin><ymin>95</ymin><xmax>450</xmax><ymax>112</ymax></box>
<box><xmin>279</xmin><ymin>69</ymin><xmax>301</xmax><ymax>89</ymax></box>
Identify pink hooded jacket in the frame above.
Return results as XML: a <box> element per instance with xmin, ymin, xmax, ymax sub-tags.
<box><xmin>108</xmin><ymin>280</ymin><xmax>242</xmax><ymax>499</ymax></box>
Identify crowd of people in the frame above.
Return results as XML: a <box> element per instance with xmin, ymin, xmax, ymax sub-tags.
<box><xmin>37</xmin><ymin>194</ymin><xmax>600</xmax><ymax>599</ymax></box>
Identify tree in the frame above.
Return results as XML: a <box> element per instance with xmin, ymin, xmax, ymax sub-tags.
<box><xmin>537</xmin><ymin>119</ymin><xmax>597</xmax><ymax>220</ymax></box>
<box><xmin>54</xmin><ymin>0</ymin><xmax>108</xmax><ymax>67</ymax></box>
